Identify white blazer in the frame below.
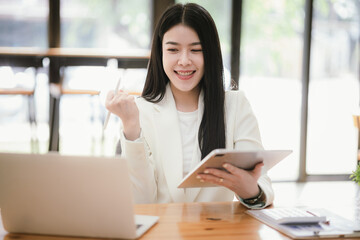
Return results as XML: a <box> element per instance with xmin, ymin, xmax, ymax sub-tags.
<box><xmin>120</xmin><ymin>85</ymin><xmax>274</xmax><ymax>208</ymax></box>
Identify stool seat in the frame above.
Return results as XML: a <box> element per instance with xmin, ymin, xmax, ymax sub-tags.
<box><xmin>61</xmin><ymin>89</ymin><xmax>100</xmax><ymax>95</ymax></box>
<box><xmin>50</xmin><ymin>83</ymin><xmax>100</xmax><ymax>97</ymax></box>
<box><xmin>0</xmin><ymin>88</ymin><xmax>35</xmax><ymax>96</ymax></box>
<box><xmin>49</xmin><ymin>83</ymin><xmax>102</xmax><ymax>154</ymax></box>
<box><xmin>0</xmin><ymin>86</ymin><xmax>38</xmax><ymax>153</ymax></box>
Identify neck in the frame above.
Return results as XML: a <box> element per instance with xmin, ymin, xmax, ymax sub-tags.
<box><xmin>170</xmin><ymin>84</ymin><xmax>200</xmax><ymax>112</ymax></box>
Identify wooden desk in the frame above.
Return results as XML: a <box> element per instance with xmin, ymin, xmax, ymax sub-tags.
<box><xmin>0</xmin><ymin>47</ymin><xmax>150</xmax><ymax>151</ymax></box>
<box><xmin>0</xmin><ymin>181</ymin><xmax>359</xmax><ymax>240</ymax></box>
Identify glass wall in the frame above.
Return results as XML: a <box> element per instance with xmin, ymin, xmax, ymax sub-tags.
<box><xmin>306</xmin><ymin>0</ymin><xmax>360</xmax><ymax>175</ymax></box>
<box><xmin>240</xmin><ymin>0</ymin><xmax>305</xmax><ymax>181</ymax></box>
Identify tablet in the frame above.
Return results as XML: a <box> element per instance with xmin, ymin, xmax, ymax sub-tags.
<box><xmin>177</xmin><ymin>149</ymin><xmax>292</xmax><ymax>188</ymax></box>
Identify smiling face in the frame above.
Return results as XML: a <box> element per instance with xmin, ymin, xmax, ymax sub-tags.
<box><xmin>162</xmin><ymin>24</ymin><xmax>204</xmax><ymax>98</ymax></box>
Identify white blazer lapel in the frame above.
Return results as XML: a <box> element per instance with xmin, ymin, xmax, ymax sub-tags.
<box><xmin>154</xmin><ymin>85</ymin><xmax>186</xmax><ymax>202</ymax></box>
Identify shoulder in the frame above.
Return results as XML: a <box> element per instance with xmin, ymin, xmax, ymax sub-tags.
<box><xmin>225</xmin><ymin>89</ymin><xmax>248</xmax><ymax>106</ymax></box>
<box><xmin>224</xmin><ymin>89</ymin><xmax>255</xmax><ymax>116</ymax></box>
<box><xmin>225</xmin><ymin>89</ymin><xmax>246</xmax><ymax>98</ymax></box>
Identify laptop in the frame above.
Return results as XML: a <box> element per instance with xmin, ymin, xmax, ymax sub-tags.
<box><xmin>0</xmin><ymin>152</ymin><xmax>159</xmax><ymax>239</ymax></box>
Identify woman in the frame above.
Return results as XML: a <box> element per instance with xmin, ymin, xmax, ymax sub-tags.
<box><xmin>106</xmin><ymin>3</ymin><xmax>273</xmax><ymax>209</ymax></box>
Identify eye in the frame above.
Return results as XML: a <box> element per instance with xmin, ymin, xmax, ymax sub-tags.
<box><xmin>191</xmin><ymin>49</ymin><xmax>203</xmax><ymax>53</ymax></box>
<box><xmin>167</xmin><ymin>48</ymin><xmax>178</xmax><ymax>52</ymax></box>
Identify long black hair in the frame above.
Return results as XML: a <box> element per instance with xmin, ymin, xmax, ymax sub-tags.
<box><xmin>142</xmin><ymin>3</ymin><xmax>225</xmax><ymax>159</ymax></box>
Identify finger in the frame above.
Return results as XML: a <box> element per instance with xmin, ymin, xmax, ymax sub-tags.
<box><xmin>106</xmin><ymin>92</ymin><xmax>130</xmax><ymax>114</ymax></box>
<box><xmin>116</xmin><ymin>89</ymin><xmax>125</xmax><ymax>95</ymax></box>
<box><xmin>105</xmin><ymin>91</ymin><xmax>116</xmax><ymax>110</ymax></box>
<box><xmin>116</xmin><ymin>92</ymin><xmax>136</xmax><ymax>103</ymax></box>
<box><xmin>107</xmin><ymin>90</ymin><xmax>128</xmax><ymax>105</ymax></box>
<box><xmin>111</xmin><ymin>92</ymin><xmax>129</xmax><ymax>104</ymax></box>
<box><xmin>115</xmin><ymin>94</ymin><xmax>136</xmax><ymax>108</ymax></box>
<box><xmin>222</xmin><ymin>162</ymin><xmax>264</xmax><ymax>177</ymax></box>
<box><xmin>106</xmin><ymin>90</ymin><xmax>115</xmax><ymax>102</ymax></box>
<box><xmin>203</xmin><ymin>168</ymin><xmax>230</xmax><ymax>179</ymax></box>
<box><xmin>252</xmin><ymin>162</ymin><xmax>264</xmax><ymax>179</ymax></box>
<box><xmin>197</xmin><ymin>168</ymin><xmax>233</xmax><ymax>186</ymax></box>
<box><xmin>197</xmin><ymin>173</ymin><xmax>227</xmax><ymax>186</ymax></box>
<box><xmin>222</xmin><ymin>163</ymin><xmax>242</xmax><ymax>175</ymax></box>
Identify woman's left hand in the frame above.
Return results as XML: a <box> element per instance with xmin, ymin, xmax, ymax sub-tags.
<box><xmin>196</xmin><ymin>162</ymin><xmax>264</xmax><ymax>199</ymax></box>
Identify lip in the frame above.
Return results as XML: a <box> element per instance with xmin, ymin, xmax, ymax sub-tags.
<box><xmin>174</xmin><ymin>70</ymin><xmax>196</xmax><ymax>80</ymax></box>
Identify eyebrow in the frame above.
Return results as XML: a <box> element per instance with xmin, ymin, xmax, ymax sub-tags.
<box><xmin>165</xmin><ymin>41</ymin><xmax>201</xmax><ymax>46</ymax></box>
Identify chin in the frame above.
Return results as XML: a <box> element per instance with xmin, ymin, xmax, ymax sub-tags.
<box><xmin>177</xmin><ymin>84</ymin><xmax>199</xmax><ymax>93</ymax></box>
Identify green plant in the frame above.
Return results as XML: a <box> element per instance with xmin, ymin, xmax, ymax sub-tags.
<box><xmin>350</xmin><ymin>163</ymin><xmax>360</xmax><ymax>185</ymax></box>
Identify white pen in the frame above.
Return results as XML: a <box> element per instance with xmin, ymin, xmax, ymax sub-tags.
<box><xmin>103</xmin><ymin>76</ymin><xmax>122</xmax><ymax>130</ymax></box>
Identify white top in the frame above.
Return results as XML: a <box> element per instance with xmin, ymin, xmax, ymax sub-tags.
<box><xmin>177</xmin><ymin>110</ymin><xmax>198</xmax><ymax>177</ymax></box>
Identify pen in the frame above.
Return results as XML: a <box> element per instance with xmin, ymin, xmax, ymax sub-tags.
<box><xmin>103</xmin><ymin>76</ymin><xmax>122</xmax><ymax>130</ymax></box>
<box><xmin>306</xmin><ymin>210</ymin><xmax>330</xmax><ymax>225</ymax></box>
<box><xmin>306</xmin><ymin>210</ymin><xmax>318</xmax><ymax>217</ymax></box>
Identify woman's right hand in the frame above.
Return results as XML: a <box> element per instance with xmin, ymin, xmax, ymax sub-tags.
<box><xmin>105</xmin><ymin>90</ymin><xmax>140</xmax><ymax>141</ymax></box>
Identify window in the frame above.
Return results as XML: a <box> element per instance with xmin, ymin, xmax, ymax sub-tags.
<box><xmin>0</xmin><ymin>0</ymin><xmax>48</xmax><ymax>47</ymax></box>
<box><xmin>58</xmin><ymin>0</ymin><xmax>152</xmax><ymax>155</ymax></box>
<box><xmin>306</xmin><ymin>0</ymin><xmax>360</xmax><ymax>175</ymax></box>
<box><xmin>60</xmin><ymin>0</ymin><xmax>151</xmax><ymax>49</ymax></box>
<box><xmin>240</xmin><ymin>0</ymin><xmax>305</xmax><ymax>181</ymax></box>
<box><xmin>0</xmin><ymin>0</ymin><xmax>49</xmax><ymax>153</ymax></box>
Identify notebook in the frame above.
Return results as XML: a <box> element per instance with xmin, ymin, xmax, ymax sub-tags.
<box><xmin>0</xmin><ymin>152</ymin><xmax>159</xmax><ymax>239</ymax></box>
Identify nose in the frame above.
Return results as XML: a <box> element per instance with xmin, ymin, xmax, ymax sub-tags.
<box><xmin>178</xmin><ymin>51</ymin><xmax>191</xmax><ymax>66</ymax></box>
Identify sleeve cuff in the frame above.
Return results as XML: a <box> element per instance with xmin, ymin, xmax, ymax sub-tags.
<box><xmin>120</xmin><ymin>129</ymin><xmax>143</xmax><ymax>143</ymax></box>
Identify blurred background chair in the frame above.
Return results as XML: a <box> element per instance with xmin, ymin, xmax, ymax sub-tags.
<box><xmin>0</xmin><ymin>66</ymin><xmax>39</xmax><ymax>153</ymax></box>
<box><xmin>49</xmin><ymin>71</ymin><xmax>103</xmax><ymax>155</ymax></box>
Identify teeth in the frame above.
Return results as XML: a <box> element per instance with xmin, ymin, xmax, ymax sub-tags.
<box><xmin>177</xmin><ymin>71</ymin><xmax>193</xmax><ymax>76</ymax></box>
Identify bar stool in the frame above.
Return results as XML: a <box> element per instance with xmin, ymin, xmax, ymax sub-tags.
<box><xmin>0</xmin><ymin>67</ymin><xmax>39</xmax><ymax>152</ymax></box>
<box><xmin>50</xmin><ymin>80</ymin><xmax>102</xmax><ymax>154</ymax></box>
